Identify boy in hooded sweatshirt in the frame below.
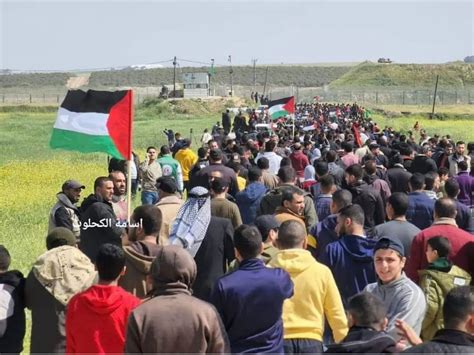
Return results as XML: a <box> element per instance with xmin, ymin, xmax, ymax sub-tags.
<box><xmin>418</xmin><ymin>236</ymin><xmax>471</xmax><ymax>341</ymax></box>
<box><xmin>268</xmin><ymin>220</ymin><xmax>348</xmax><ymax>354</ymax></box>
<box><xmin>66</xmin><ymin>244</ymin><xmax>140</xmax><ymax>353</ymax></box>
<box><xmin>119</xmin><ymin>205</ymin><xmax>163</xmax><ymax>299</ymax></box>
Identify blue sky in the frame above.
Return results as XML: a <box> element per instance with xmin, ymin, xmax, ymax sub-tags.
<box><xmin>1</xmin><ymin>0</ymin><xmax>473</xmax><ymax>71</ymax></box>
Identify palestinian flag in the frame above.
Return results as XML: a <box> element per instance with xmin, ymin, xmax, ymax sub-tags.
<box><xmin>268</xmin><ymin>96</ymin><xmax>295</xmax><ymax>119</ymax></box>
<box><xmin>50</xmin><ymin>90</ymin><xmax>133</xmax><ymax>160</ymax></box>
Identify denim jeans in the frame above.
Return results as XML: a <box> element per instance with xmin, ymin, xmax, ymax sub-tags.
<box><xmin>141</xmin><ymin>190</ymin><xmax>158</xmax><ymax>205</ymax></box>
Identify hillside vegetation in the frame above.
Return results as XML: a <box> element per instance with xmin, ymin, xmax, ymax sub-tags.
<box><xmin>87</xmin><ymin>65</ymin><xmax>352</xmax><ymax>88</ymax></box>
<box><xmin>330</xmin><ymin>62</ymin><xmax>474</xmax><ymax>89</ymax></box>
<box><xmin>1</xmin><ymin>63</ymin><xmax>473</xmax><ymax>92</ymax></box>
<box><xmin>0</xmin><ymin>72</ymin><xmax>70</xmax><ymax>88</ymax></box>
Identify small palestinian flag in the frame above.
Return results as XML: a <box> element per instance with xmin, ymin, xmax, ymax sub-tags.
<box><xmin>268</xmin><ymin>96</ymin><xmax>295</xmax><ymax>119</ymax></box>
<box><xmin>50</xmin><ymin>90</ymin><xmax>133</xmax><ymax>160</ymax></box>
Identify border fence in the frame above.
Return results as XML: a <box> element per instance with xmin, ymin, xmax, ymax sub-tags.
<box><xmin>0</xmin><ymin>86</ymin><xmax>472</xmax><ymax>106</ymax></box>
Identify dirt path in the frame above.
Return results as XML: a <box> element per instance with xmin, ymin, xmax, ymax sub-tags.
<box><xmin>66</xmin><ymin>73</ymin><xmax>90</xmax><ymax>89</ymax></box>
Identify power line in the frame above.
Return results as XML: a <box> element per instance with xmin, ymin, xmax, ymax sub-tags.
<box><xmin>1</xmin><ymin>58</ymin><xmax>176</xmax><ymax>74</ymax></box>
<box><xmin>176</xmin><ymin>58</ymin><xmax>213</xmax><ymax>66</ymax></box>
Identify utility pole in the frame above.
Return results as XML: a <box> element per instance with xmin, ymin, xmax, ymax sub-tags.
<box><xmin>430</xmin><ymin>75</ymin><xmax>439</xmax><ymax>119</ymax></box>
<box><xmin>173</xmin><ymin>56</ymin><xmax>177</xmax><ymax>98</ymax></box>
<box><xmin>251</xmin><ymin>58</ymin><xmax>258</xmax><ymax>92</ymax></box>
<box><xmin>228</xmin><ymin>55</ymin><xmax>233</xmax><ymax>96</ymax></box>
<box><xmin>208</xmin><ymin>58</ymin><xmax>214</xmax><ymax>96</ymax></box>
<box><xmin>263</xmin><ymin>66</ymin><xmax>269</xmax><ymax>96</ymax></box>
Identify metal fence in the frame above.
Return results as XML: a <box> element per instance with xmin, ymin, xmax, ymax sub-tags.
<box><xmin>1</xmin><ymin>86</ymin><xmax>472</xmax><ymax>105</ymax></box>
<box><xmin>267</xmin><ymin>87</ymin><xmax>474</xmax><ymax>105</ymax></box>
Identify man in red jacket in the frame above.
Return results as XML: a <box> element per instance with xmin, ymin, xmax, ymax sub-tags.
<box><xmin>406</xmin><ymin>198</ymin><xmax>474</xmax><ymax>283</ymax></box>
<box><xmin>66</xmin><ymin>244</ymin><xmax>140</xmax><ymax>353</ymax></box>
<box><xmin>289</xmin><ymin>142</ymin><xmax>309</xmax><ymax>182</ymax></box>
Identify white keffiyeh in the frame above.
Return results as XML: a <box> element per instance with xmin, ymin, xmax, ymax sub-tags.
<box><xmin>169</xmin><ymin>186</ymin><xmax>211</xmax><ymax>257</ymax></box>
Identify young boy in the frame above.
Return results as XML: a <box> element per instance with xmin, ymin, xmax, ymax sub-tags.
<box><xmin>66</xmin><ymin>243</ymin><xmax>141</xmax><ymax>353</ymax></box>
<box><xmin>0</xmin><ymin>245</ymin><xmax>25</xmax><ymax>354</ymax></box>
<box><xmin>419</xmin><ymin>236</ymin><xmax>471</xmax><ymax>340</ymax></box>
<box><xmin>326</xmin><ymin>292</ymin><xmax>397</xmax><ymax>353</ymax></box>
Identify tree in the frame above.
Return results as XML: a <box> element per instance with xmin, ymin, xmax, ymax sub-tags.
<box><xmin>464</xmin><ymin>56</ymin><xmax>474</xmax><ymax>63</ymax></box>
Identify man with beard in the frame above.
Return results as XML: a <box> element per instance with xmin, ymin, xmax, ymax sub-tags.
<box><xmin>80</xmin><ymin>177</ymin><xmax>125</xmax><ymax>262</ymax></box>
<box><xmin>48</xmin><ymin>180</ymin><xmax>85</xmax><ymax>241</ymax></box>
<box><xmin>109</xmin><ymin>171</ymin><xmax>127</xmax><ymax>223</ymax></box>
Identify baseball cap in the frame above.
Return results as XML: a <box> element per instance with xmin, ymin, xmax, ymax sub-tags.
<box><xmin>156</xmin><ymin>176</ymin><xmax>178</xmax><ymax>194</ymax></box>
<box><xmin>62</xmin><ymin>180</ymin><xmax>85</xmax><ymax>191</ymax></box>
<box><xmin>254</xmin><ymin>215</ymin><xmax>280</xmax><ymax>239</ymax></box>
<box><xmin>374</xmin><ymin>236</ymin><xmax>405</xmax><ymax>257</ymax></box>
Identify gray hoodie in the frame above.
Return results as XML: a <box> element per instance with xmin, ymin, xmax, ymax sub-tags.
<box><xmin>365</xmin><ymin>273</ymin><xmax>426</xmax><ymax>341</ymax></box>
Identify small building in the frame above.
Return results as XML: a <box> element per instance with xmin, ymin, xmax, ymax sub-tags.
<box><xmin>183</xmin><ymin>72</ymin><xmax>209</xmax><ymax>98</ymax></box>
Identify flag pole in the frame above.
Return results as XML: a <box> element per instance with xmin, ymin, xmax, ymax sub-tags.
<box><xmin>292</xmin><ymin>114</ymin><xmax>295</xmax><ymax>139</ymax></box>
<box><xmin>126</xmin><ymin>90</ymin><xmax>134</xmax><ymax>223</ymax></box>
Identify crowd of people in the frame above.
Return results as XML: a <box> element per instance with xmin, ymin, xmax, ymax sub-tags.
<box><xmin>1</xmin><ymin>100</ymin><xmax>474</xmax><ymax>354</ymax></box>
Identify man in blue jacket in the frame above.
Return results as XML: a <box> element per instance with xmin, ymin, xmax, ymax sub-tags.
<box><xmin>210</xmin><ymin>225</ymin><xmax>294</xmax><ymax>353</ymax></box>
<box><xmin>406</xmin><ymin>173</ymin><xmax>435</xmax><ymax>230</ymax></box>
<box><xmin>320</xmin><ymin>204</ymin><xmax>377</xmax><ymax>307</ymax></box>
<box><xmin>235</xmin><ymin>167</ymin><xmax>267</xmax><ymax>224</ymax></box>
<box><xmin>310</xmin><ymin>189</ymin><xmax>352</xmax><ymax>261</ymax></box>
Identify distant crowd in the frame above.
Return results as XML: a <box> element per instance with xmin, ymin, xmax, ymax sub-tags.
<box><xmin>1</xmin><ymin>100</ymin><xmax>474</xmax><ymax>354</ymax></box>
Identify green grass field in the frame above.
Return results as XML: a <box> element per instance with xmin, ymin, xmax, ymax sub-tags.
<box><xmin>0</xmin><ymin>105</ymin><xmax>218</xmax><ymax>353</ymax></box>
<box><xmin>0</xmin><ymin>100</ymin><xmax>473</xmax><ymax>353</ymax></box>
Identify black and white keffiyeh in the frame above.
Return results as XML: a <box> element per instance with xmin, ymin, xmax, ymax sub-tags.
<box><xmin>169</xmin><ymin>186</ymin><xmax>211</xmax><ymax>257</ymax></box>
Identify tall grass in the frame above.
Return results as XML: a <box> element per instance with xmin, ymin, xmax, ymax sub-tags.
<box><xmin>1</xmin><ymin>101</ymin><xmax>473</xmax><ymax>353</ymax></box>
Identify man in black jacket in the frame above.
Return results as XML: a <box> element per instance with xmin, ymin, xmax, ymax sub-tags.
<box><xmin>222</xmin><ymin>109</ymin><xmax>231</xmax><ymax>134</ymax></box>
<box><xmin>387</xmin><ymin>154</ymin><xmax>412</xmax><ymax>193</ymax></box>
<box><xmin>80</xmin><ymin>176</ymin><xmax>125</xmax><ymax>262</ymax></box>
<box><xmin>399</xmin><ymin>286</ymin><xmax>474</xmax><ymax>353</ymax></box>
<box><xmin>410</xmin><ymin>145</ymin><xmax>438</xmax><ymax>174</ymax></box>
<box><xmin>345</xmin><ymin>164</ymin><xmax>385</xmax><ymax>233</ymax></box>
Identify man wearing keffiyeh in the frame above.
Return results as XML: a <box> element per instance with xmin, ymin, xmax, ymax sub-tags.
<box><xmin>169</xmin><ymin>186</ymin><xmax>212</xmax><ymax>257</ymax></box>
<box><xmin>169</xmin><ymin>186</ymin><xmax>235</xmax><ymax>301</ymax></box>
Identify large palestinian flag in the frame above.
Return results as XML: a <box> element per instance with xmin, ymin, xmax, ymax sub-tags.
<box><xmin>268</xmin><ymin>96</ymin><xmax>295</xmax><ymax>119</ymax></box>
<box><xmin>50</xmin><ymin>90</ymin><xmax>132</xmax><ymax>160</ymax></box>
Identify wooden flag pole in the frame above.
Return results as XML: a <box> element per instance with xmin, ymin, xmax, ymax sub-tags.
<box><xmin>126</xmin><ymin>90</ymin><xmax>134</xmax><ymax>223</ymax></box>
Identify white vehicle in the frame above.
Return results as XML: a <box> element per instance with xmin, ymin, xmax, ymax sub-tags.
<box><xmin>228</xmin><ymin>107</ymin><xmax>248</xmax><ymax>115</ymax></box>
<box><xmin>255</xmin><ymin>123</ymin><xmax>271</xmax><ymax>131</ymax></box>
<box><xmin>256</xmin><ymin>105</ymin><xmax>268</xmax><ymax>113</ymax></box>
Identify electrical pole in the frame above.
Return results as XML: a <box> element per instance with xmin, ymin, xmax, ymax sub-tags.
<box><xmin>209</xmin><ymin>58</ymin><xmax>214</xmax><ymax>96</ymax></box>
<box><xmin>263</xmin><ymin>66</ymin><xmax>269</xmax><ymax>96</ymax></box>
<box><xmin>252</xmin><ymin>58</ymin><xmax>258</xmax><ymax>92</ymax></box>
<box><xmin>173</xmin><ymin>56</ymin><xmax>177</xmax><ymax>98</ymax></box>
<box><xmin>228</xmin><ymin>55</ymin><xmax>233</xmax><ymax>97</ymax></box>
